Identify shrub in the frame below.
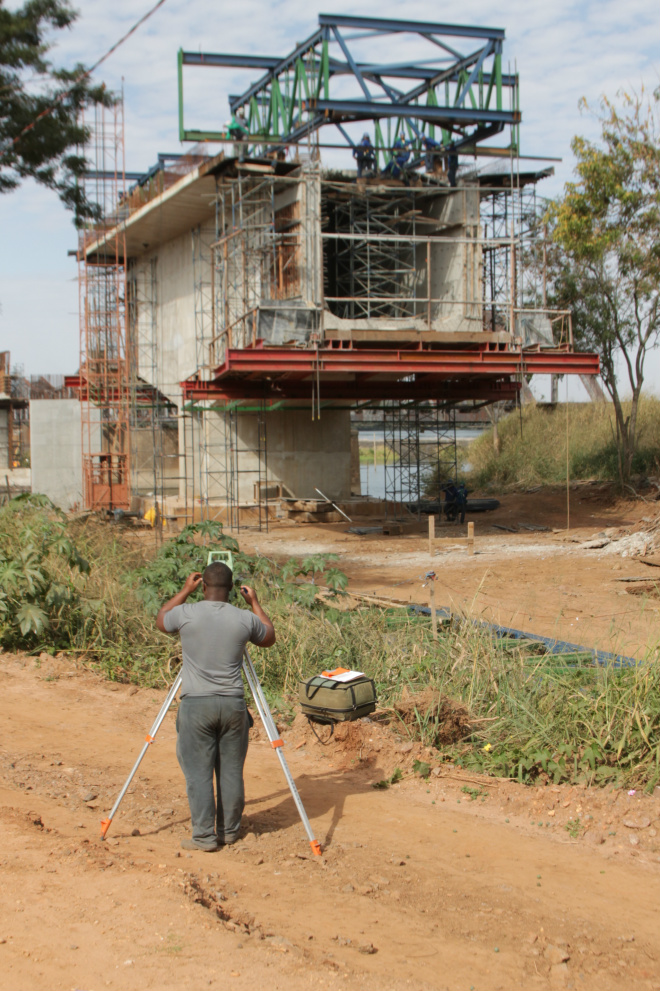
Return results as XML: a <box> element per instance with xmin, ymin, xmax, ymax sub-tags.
<box><xmin>465</xmin><ymin>397</ymin><xmax>660</xmax><ymax>491</ymax></box>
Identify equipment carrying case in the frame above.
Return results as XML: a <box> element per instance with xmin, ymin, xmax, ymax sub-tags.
<box><xmin>299</xmin><ymin>675</ymin><xmax>377</xmax><ymax>723</ymax></box>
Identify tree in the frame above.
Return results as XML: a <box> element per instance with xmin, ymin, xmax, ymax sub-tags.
<box><xmin>0</xmin><ymin>0</ymin><xmax>112</xmax><ymax>221</ymax></box>
<box><xmin>547</xmin><ymin>89</ymin><xmax>660</xmax><ymax>486</ymax></box>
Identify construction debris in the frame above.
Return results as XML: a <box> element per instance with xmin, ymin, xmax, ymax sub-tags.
<box><xmin>281</xmin><ymin>499</ymin><xmax>343</xmax><ymax>524</ymax></box>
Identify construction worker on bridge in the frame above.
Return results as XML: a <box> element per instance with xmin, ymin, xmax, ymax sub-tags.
<box><xmin>382</xmin><ymin>135</ymin><xmax>411</xmax><ymax>180</ymax></box>
<box><xmin>156</xmin><ymin>562</ymin><xmax>276</xmax><ymax>852</ymax></box>
<box><xmin>353</xmin><ymin>132</ymin><xmax>376</xmax><ymax>178</ymax></box>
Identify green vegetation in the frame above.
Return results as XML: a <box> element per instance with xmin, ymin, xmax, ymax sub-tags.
<box><xmin>373</xmin><ymin>768</ymin><xmax>404</xmax><ymax>790</ymax></box>
<box><xmin>464</xmin><ymin>397</ymin><xmax>660</xmax><ymax>491</ymax></box>
<box><xmin>2</xmin><ymin>498</ymin><xmax>660</xmax><ymax>792</ymax></box>
<box><xmin>358</xmin><ymin>442</ymin><xmax>387</xmax><ymax>465</ymax></box>
<box><xmin>564</xmin><ymin>818</ymin><xmax>583</xmax><ymax>839</ymax></box>
<box><xmin>1</xmin><ymin>0</ymin><xmax>115</xmax><ymax>220</ymax></box>
<box><xmin>412</xmin><ymin>758</ymin><xmax>431</xmax><ymax>779</ymax></box>
<box><xmin>548</xmin><ymin>89</ymin><xmax>660</xmax><ymax>485</ymax></box>
<box><xmin>461</xmin><ymin>786</ymin><xmax>487</xmax><ymax>801</ymax></box>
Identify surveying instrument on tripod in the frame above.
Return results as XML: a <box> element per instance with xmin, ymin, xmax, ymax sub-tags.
<box><xmin>100</xmin><ymin>548</ymin><xmax>322</xmax><ymax>857</ymax></box>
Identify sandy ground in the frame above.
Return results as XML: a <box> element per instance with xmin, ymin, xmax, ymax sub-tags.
<box><xmin>2</xmin><ymin>657</ymin><xmax>660</xmax><ymax>991</ymax></box>
<box><xmin>239</xmin><ymin>487</ymin><xmax>660</xmax><ymax>659</ymax></box>
<box><xmin>3</xmin><ymin>489</ymin><xmax>660</xmax><ymax>991</ymax></box>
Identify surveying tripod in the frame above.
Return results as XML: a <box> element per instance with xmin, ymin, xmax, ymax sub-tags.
<box><xmin>100</xmin><ymin>648</ymin><xmax>322</xmax><ymax>856</ymax></box>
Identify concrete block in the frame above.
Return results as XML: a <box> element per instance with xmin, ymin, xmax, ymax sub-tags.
<box><xmin>30</xmin><ymin>399</ymin><xmax>85</xmax><ymax>511</ymax></box>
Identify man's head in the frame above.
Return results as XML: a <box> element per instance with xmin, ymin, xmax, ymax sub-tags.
<box><xmin>202</xmin><ymin>561</ymin><xmax>233</xmax><ymax>601</ymax></box>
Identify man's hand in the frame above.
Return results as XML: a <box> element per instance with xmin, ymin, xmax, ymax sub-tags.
<box><xmin>240</xmin><ymin>585</ymin><xmax>258</xmax><ymax>607</ymax></box>
<box><xmin>156</xmin><ymin>572</ymin><xmax>202</xmax><ymax>633</ymax></box>
<box><xmin>184</xmin><ymin>572</ymin><xmax>203</xmax><ymax>594</ymax></box>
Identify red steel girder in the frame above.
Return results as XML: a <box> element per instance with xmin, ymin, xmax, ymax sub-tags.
<box><xmin>183</xmin><ymin>377</ymin><xmax>520</xmax><ymax>404</ymax></box>
<box><xmin>207</xmin><ymin>345</ymin><xmax>600</xmax><ymax>379</ymax></box>
<box><xmin>181</xmin><ymin>344</ymin><xmax>599</xmax><ymax>402</ymax></box>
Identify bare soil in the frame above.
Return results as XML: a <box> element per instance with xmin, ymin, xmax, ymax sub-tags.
<box><xmin>245</xmin><ymin>485</ymin><xmax>660</xmax><ymax>659</ymax></box>
<box><xmin>3</xmin><ymin>489</ymin><xmax>660</xmax><ymax>991</ymax></box>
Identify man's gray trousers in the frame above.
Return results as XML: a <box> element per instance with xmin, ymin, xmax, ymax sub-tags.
<box><xmin>176</xmin><ymin>694</ymin><xmax>249</xmax><ymax>849</ymax></box>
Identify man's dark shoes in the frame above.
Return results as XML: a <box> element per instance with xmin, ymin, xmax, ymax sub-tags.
<box><xmin>181</xmin><ymin>837</ymin><xmax>218</xmax><ymax>852</ymax></box>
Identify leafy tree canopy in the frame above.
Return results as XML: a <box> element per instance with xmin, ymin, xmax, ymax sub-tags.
<box><xmin>0</xmin><ymin>0</ymin><xmax>111</xmax><ymax>220</ymax></box>
<box><xmin>547</xmin><ymin>89</ymin><xmax>660</xmax><ymax>484</ymax></box>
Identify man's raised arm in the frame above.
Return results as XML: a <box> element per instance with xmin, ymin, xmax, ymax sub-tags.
<box><xmin>240</xmin><ymin>585</ymin><xmax>276</xmax><ymax>647</ymax></box>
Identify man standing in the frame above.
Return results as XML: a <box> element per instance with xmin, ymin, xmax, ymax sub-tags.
<box><xmin>157</xmin><ymin>562</ymin><xmax>276</xmax><ymax>852</ymax></box>
<box><xmin>353</xmin><ymin>133</ymin><xmax>376</xmax><ymax>178</ymax></box>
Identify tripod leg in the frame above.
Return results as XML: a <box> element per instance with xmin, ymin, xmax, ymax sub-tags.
<box><xmin>243</xmin><ymin>650</ymin><xmax>322</xmax><ymax>856</ymax></box>
<box><xmin>100</xmin><ymin>674</ymin><xmax>182</xmax><ymax>840</ymax></box>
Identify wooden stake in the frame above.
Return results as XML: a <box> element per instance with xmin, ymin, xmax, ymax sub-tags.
<box><xmin>428</xmin><ymin>514</ymin><xmax>435</xmax><ymax>558</ymax></box>
<box><xmin>429</xmin><ymin>580</ymin><xmax>438</xmax><ymax>640</ymax></box>
<box><xmin>467</xmin><ymin>521</ymin><xmax>474</xmax><ymax>556</ymax></box>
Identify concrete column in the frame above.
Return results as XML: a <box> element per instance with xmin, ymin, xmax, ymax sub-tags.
<box><xmin>199</xmin><ymin>408</ymin><xmax>352</xmax><ymax>505</ymax></box>
<box><xmin>350</xmin><ymin>427</ymin><xmax>361</xmax><ymax>496</ymax></box>
<box><xmin>29</xmin><ymin>399</ymin><xmax>84</xmax><ymax>511</ymax></box>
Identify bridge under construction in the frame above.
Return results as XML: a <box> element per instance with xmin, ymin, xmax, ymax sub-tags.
<box><xmin>69</xmin><ymin>14</ymin><xmax>599</xmax><ymax>527</ymax></box>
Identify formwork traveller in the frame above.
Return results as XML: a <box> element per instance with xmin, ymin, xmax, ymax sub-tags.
<box><xmin>156</xmin><ymin>562</ymin><xmax>276</xmax><ymax>852</ymax></box>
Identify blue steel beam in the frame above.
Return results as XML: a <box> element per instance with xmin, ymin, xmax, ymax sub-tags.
<box><xmin>216</xmin><ymin>57</ymin><xmax>515</xmax><ymax>86</ymax></box>
<box><xmin>313</xmin><ymin>100</ymin><xmax>518</xmax><ymax>125</ymax></box>
<box><xmin>391</xmin><ymin>44</ymin><xmax>492</xmax><ymax>105</ymax></box>
<box><xmin>331</xmin><ymin>25</ymin><xmax>373</xmax><ymax>100</ymax></box>
<box><xmin>317</xmin><ymin>14</ymin><xmax>505</xmax><ymax>41</ymax></box>
<box><xmin>182</xmin><ymin>52</ymin><xmax>280</xmax><ymax>70</ymax></box>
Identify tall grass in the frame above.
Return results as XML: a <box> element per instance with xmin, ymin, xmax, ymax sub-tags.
<box><xmin>1</xmin><ymin>498</ymin><xmax>659</xmax><ymax>790</ymax></box>
<box><xmin>258</xmin><ymin>604</ymin><xmax>660</xmax><ymax>791</ymax></box>
<box><xmin>466</xmin><ymin>397</ymin><xmax>660</xmax><ymax>490</ymax></box>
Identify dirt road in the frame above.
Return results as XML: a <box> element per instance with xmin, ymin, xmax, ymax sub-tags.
<box><xmin>2</xmin><ymin>650</ymin><xmax>660</xmax><ymax>991</ymax></box>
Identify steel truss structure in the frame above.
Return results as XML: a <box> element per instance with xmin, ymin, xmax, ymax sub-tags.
<box><xmin>178</xmin><ymin>14</ymin><xmax>520</xmax><ymax>167</ymax></box>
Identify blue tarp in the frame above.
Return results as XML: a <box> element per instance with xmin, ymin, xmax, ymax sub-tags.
<box><xmin>406</xmin><ymin>604</ymin><xmax>638</xmax><ymax>668</ymax></box>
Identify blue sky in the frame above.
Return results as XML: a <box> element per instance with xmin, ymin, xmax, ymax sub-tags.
<box><xmin>0</xmin><ymin>0</ymin><xmax>658</xmax><ymax>385</ymax></box>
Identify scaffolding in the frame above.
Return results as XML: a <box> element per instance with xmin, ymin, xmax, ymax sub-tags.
<box><xmin>77</xmin><ymin>116</ymin><xmax>214</xmax><ymax>516</ymax></box>
<box><xmin>323</xmin><ymin>184</ymin><xmax>422</xmax><ymax>320</ymax></box>
<box><xmin>321</xmin><ymin>180</ymin><xmax>486</xmax><ymax>330</ymax></box>
<box><xmin>127</xmin><ymin>256</ymin><xmax>184</xmax><ymax>534</ymax></box>
<box><xmin>184</xmin><ymin>185</ymin><xmax>280</xmax><ymax>530</ymax></box>
<box><xmin>212</xmin><ymin>167</ymin><xmax>322</xmax><ymax>357</ymax></box>
<box><xmin>181</xmin><ymin>167</ymin><xmax>323</xmax><ymax>530</ymax></box>
<box><xmin>78</xmin><ymin>100</ymin><xmax>130</xmax><ymax>511</ymax></box>
<box><xmin>383</xmin><ymin>403</ymin><xmax>457</xmax><ymax>516</ymax></box>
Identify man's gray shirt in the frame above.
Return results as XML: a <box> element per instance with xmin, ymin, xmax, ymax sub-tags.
<box><xmin>163</xmin><ymin>601</ymin><xmax>268</xmax><ymax>698</ymax></box>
